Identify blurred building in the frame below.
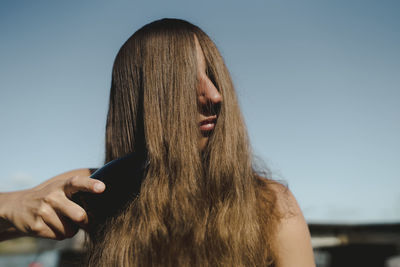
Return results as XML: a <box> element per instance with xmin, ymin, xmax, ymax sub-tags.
<box><xmin>311</xmin><ymin>223</ymin><xmax>400</xmax><ymax>267</ymax></box>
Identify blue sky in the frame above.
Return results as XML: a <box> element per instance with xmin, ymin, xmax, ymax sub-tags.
<box><xmin>1</xmin><ymin>0</ymin><xmax>399</xmax><ymax>223</ymax></box>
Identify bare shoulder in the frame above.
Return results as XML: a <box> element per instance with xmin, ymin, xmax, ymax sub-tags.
<box><xmin>266</xmin><ymin>181</ymin><xmax>316</xmax><ymax>267</ymax></box>
<box><xmin>268</xmin><ymin>182</ymin><xmax>299</xmax><ymax>218</ymax></box>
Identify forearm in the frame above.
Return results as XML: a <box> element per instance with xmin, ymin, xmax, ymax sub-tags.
<box><xmin>0</xmin><ymin>192</ymin><xmax>24</xmax><ymax>241</ymax></box>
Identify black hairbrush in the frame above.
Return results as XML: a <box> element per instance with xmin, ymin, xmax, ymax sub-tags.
<box><xmin>72</xmin><ymin>152</ymin><xmax>148</xmax><ymax>226</ymax></box>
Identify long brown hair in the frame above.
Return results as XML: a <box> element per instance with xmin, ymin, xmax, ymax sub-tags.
<box><xmin>86</xmin><ymin>18</ymin><xmax>282</xmax><ymax>266</ymax></box>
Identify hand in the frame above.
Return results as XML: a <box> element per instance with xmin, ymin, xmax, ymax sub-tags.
<box><xmin>0</xmin><ymin>169</ymin><xmax>105</xmax><ymax>240</ymax></box>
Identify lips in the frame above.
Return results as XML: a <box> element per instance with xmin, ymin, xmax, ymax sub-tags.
<box><xmin>199</xmin><ymin>116</ymin><xmax>217</xmax><ymax>131</ymax></box>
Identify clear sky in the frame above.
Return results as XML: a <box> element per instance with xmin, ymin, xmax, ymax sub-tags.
<box><xmin>1</xmin><ymin>0</ymin><xmax>399</xmax><ymax>224</ymax></box>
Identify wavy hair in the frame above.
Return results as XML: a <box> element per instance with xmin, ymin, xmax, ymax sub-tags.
<box><xmin>85</xmin><ymin>18</ymin><xmax>282</xmax><ymax>267</ymax></box>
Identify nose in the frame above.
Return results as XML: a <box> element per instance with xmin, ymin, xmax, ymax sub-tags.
<box><xmin>197</xmin><ymin>74</ymin><xmax>222</xmax><ymax>105</ymax></box>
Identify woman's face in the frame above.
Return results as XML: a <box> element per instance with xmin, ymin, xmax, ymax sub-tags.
<box><xmin>195</xmin><ymin>38</ymin><xmax>222</xmax><ymax>150</ymax></box>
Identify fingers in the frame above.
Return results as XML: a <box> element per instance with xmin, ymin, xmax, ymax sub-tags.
<box><xmin>39</xmin><ymin>192</ymin><xmax>87</xmax><ymax>239</ymax></box>
<box><xmin>3</xmin><ymin>171</ymin><xmax>105</xmax><ymax>241</ymax></box>
<box><xmin>42</xmin><ymin>175</ymin><xmax>105</xmax><ymax>236</ymax></box>
<box><xmin>53</xmin><ymin>198</ymin><xmax>88</xmax><ymax>226</ymax></box>
<box><xmin>35</xmin><ymin>205</ymin><xmax>78</xmax><ymax>240</ymax></box>
<box><xmin>63</xmin><ymin>176</ymin><xmax>105</xmax><ymax>197</ymax></box>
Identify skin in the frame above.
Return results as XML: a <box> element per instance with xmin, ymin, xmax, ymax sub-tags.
<box><xmin>270</xmin><ymin>183</ymin><xmax>316</xmax><ymax>267</ymax></box>
<box><xmin>0</xmin><ymin>37</ymin><xmax>315</xmax><ymax>266</ymax></box>
<box><xmin>0</xmin><ymin>169</ymin><xmax>105</xmax><ymax>241</ymax></box>
<box><xmin>195</xmin><ymin>37</ymin><xmax>222</xmax><ymax>150</ymax></box>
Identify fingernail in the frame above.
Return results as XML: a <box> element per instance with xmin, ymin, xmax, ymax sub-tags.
<box><xmin>94</xmin><ymin>182</ymin><xmax>105</xmax><ymax>192</ymax></box>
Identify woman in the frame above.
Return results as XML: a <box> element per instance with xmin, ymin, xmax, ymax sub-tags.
<box><xmin>0</xmin><ymin>18</ymin><xmax>315</xmax><ymax>266</ymax></box>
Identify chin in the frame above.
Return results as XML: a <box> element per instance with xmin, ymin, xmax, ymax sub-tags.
<box><xmin>199</xmin><ymin>137</ymin><xmax>209</xmax><ymax>150</ymax></box>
